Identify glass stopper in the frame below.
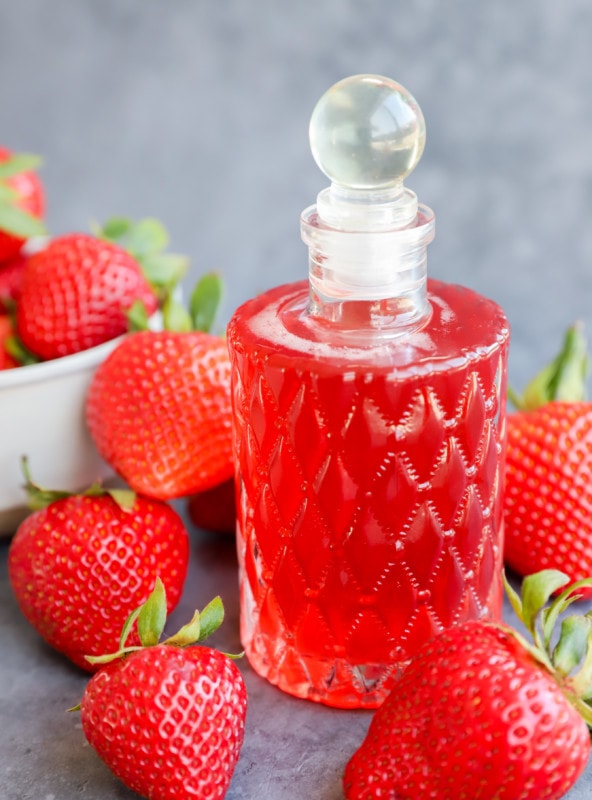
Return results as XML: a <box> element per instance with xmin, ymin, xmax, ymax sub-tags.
<box><xmin>309</xmin><ymin>74</ymin><xmax>426</xmax><ymax>191</ymax></box>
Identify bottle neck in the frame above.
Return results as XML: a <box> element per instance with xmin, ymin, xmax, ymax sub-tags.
<box><xmin>300</xmin><ymin>202</ymin><xmax>435</xmax><ymax>336</ymax></box>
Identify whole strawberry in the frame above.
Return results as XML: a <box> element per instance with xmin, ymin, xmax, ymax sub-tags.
<box><xmin>343</xmin><ymin>570</ymin><xmax>592</xmax><ymax>799</ymax></box>
<box><xmin>0</xmin><ymin>252</ymin><xmax>27</xmax><ymax>306</ymax></box>
<box><xmin>79</xmin><ymin>579</ymin><xmax>247</xmax><ymax>800</ymax></box>
<box><xmin>0</xmin><ymin>147</ymin><xmax>46</xmax><ymax>262</ymax></box>
<box><xmin>86</xmin><ymin>274</ymin><xmax>233</xmax><ymax>500</ymax></box>
<box><xmin>187</xmin><ymin>477</ymin><xmax>237</xmax><ymax>534</ymax></box>
<box><xmin>8</xmin><ymin>461</ymin><xmax>189</xmax><ymax>670</ymax></box>
<box><xmin>504</xmin><ymin>323</ymin><xmax>592</xmax><ymax>595</ymax></box>
<box><xmin>16</xmin><ymin>233</ymin><xmax>158</xmax><ymax>359</ymax></box>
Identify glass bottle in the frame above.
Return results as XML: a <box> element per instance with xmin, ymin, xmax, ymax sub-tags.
<box><xmin>227</xmin><ymin>74</ymin><xmax>510</xmax><ymax>709</ymax></box>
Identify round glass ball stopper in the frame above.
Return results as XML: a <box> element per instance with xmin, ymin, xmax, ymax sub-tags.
<box><xmin>309</xmin><ymin>74</ymin><xmax>426</xmax><ymax>191</ymax></box>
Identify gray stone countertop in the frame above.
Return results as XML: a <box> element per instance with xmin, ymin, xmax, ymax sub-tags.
<box><xmin>1</xmin><ymin>512</ymin><xmax>590</xmax><ymax>800</ymax></box>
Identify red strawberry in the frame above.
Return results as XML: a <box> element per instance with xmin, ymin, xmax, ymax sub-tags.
<box><xmin>343</xmin><ymin>570</ymin><xmax>592</xmax><ymax>800</ymax></box>
<box><xmin>0</xmin><ymin>252</ymin><xmax>27</xmax><ymax>306</ymax></box>
<box><xmin>504</xmin><ymin>323</ymin><xmax>592</xmax><ymax>596</ymax></box>
<box><xmin>8</xmin><ymin>463</ymin><xmax>189</xmax><ymax>670</ymax></box>
<box><xmin>0</xmin><ymin>147</ymin><xmax>46</xmax><ymax>262</ymax></box>
<box><xmin>0</xmin><ymin>314</ymin><xmax>17</xmax><ymax>370</ymax></box>
<box><xmin>16</xmin><ymin>233</ymin><xmax>158</xmax><ymax>359</ymax></box>
<box><xmin>79</xmin><ymin>579</ymin><xmax>247</xmax><ymax>800</ymax></box>
<box><xmin>187</xmin><ymin>477</ymin><xmax>237</xmax><ymax>534</ymax></box>
<box><xmin>87</xmin><ymin>329</ymin><xmax>233</xmax><ymax>500</ymax></box>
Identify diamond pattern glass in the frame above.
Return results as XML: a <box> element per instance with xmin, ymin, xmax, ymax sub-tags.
<box><xmin>228</xmin><ymin>279</ymin><xmax>510</xmax><ymax>708</ymax></box>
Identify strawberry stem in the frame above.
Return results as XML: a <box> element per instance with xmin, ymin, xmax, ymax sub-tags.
<box><xmin>21</xmin><ymin>455</ymin><xmax>75</xmax><ymax>510</ymax></box>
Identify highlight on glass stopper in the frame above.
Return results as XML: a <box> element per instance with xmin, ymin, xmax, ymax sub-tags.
<box><xmin>309</xmin><ymin>74</ymin><xmax>426</xmax><ymax>191</ymax></box>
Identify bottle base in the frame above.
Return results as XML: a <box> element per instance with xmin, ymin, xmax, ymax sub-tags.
<box><xmin>244</xmin><ymin>630</ymin><xmax>405</xmax><ymax>709</ymax></box>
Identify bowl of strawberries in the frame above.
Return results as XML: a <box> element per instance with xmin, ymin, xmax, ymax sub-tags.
<box><xmin>0</xmin><ymin>147</ymin><xmax>185</xmax><ymax>533</ymax></box>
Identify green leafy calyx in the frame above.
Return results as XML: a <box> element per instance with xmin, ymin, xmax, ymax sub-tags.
<box><xmin>508</xmin><ymin>322</ymin><xmax>588</xmax><ymax>410</ymax></box>
<box><xmin>86</xmin><ymin>577</ymin><xmax>227</xmax><ymax>665</ymax></box>
<box><xmin>94</xmin><ymin>216</ymin><xmax>224</xmax><ymax>334</ymax></box>
<box><xmin>504</xmin><ymin>569</ymin><xmax>592</xmax><ymax>726</ymax></box>
<box><xmin>94</xmin><ymin>216</ymin><xmax>187</xmax><ymax>302</ymax></box>
<box><xmin>21</xmin><ymin>455</ymin><xmax>136</xmax><ymax>512</ymax></box>
<box><xmin>4</xmin><ymin>331</ymin><xmax>40</xmax><ymax>366</ymax></box>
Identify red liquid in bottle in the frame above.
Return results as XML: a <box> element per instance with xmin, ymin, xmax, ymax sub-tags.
<box><xmin>228</xmin><ymin>278</ymin><xmax>509</xmax><ymax>708</ymax></box>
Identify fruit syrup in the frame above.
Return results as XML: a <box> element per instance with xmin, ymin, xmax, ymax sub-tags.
<box><xmin>227</xmin><ymin>74</ymin><xmax>510</xmax><ymax>708</ymax></box>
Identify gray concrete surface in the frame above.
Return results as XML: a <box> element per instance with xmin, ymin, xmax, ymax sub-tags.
<box><xmin>2</xmin><ymin>1</ymin><xmax>592</xmax><ymax>798</ymax></box>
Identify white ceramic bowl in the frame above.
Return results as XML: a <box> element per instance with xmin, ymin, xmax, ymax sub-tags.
<box><xmin>0</xmin><ymin>337</ymin><xmax>121</xmax><ymax>535</ymax></box>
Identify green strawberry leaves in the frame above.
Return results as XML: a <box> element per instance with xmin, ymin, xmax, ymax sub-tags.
<box><xmin>96</xmin><ymin>216</ymin><xmax>224</xmax><ymax>335</ymax></box>
<box><xmin>100</xmin><ymin>216</ymin><xmax>169</xmax><ymax>255</ymax></box>
<box><xmin>0</xmin><ymin>153</ymin><xmax>43</xmax><ymax>179</ymax></box>
<box><xmin>137</xmin><ymin>577</ymin><xmax>168</xmax><ymax>646</ymax></box>
<box><xmin>94</xmin><ymin>216</ymin><xmax>188</xmax><ymax>299</ymax></box>
<box><xmin>521</xmin><ymin>569</ymin><xmax>572</xmax><ymax>636</ymax></box>
<box><xmin>86</xmin><ymin>577</ymin><xmax>232</xmax><ymax>666</ymax></box>
<box><xmin>509</xmin><ymin>322</ymin><xmax>588</xmax><ymax>410</ymax></box>
<box><xmin>165</xmin><ymin>597</ymin><xmax>224</xmax><ymax>647</ymax></box>
<box><xmin>553</xmin><ymin>615</ymin><xmax>591</xmax><ymax>678</ymax></box>
<box><xmin>162</xmin><ymin>270</ymin><xmax>224</xmax><ymax>334</ymax></box>
<box><xmin>126</xmin><ymin>298</ymin><xmax>153</xmax><ymax>332</ymax></box>
<box><xmin>504</xmin><ymin>569</ymin><xmax>592</xmax><ymax>725</ymax></box>
<box><xmin>20</xmin><ymin>455</ymin><xmax>137</xmax><ymax>511</ymax></box>
<box><xmin>127</xmin><ymin>271</ymin><xmax>224</xmax><ymax>334</ymax></box>
<box><xmin>0</xmin><ymin>203</ymin><xmax>46</xmax><ymax>239</ymax></box>
<box><xmin>190</xmin><ymin>272</ymin><xmax>223</xmax><ymax>333</ymax></box>
<box><xmin>155</xmin><ymin>271</ymin><xmax>224</xmax><ymax>334</ymax></box>
<box><xmin>4</xmin><ymin>332</ymin><xmax>40</xmax><ymax>366</ymax></box>
<box><xmin>0</xmin><ymin>152</ymin><xmax>47</xmax><ymax>238</ymax></box>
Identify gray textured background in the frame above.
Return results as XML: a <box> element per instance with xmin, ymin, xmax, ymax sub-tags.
<box><xmin>3</xmin><ymin>0</ymin><xmax>592</xmax><ymax>389</ymax></box>
<box><xmin>2</xmin><ymin>2</ymin><xmax>592</xmax><ymax>799</ymax></box>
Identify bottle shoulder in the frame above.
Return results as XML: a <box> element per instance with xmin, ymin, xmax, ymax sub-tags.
<box><xmin>227</xmin><ymin>279</ymin><xmax>509</xmax><ymax>375</ymax></box>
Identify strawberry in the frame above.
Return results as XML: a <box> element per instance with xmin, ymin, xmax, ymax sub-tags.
<box><xmin>8</xmin><ymin>461</ymin><xmax>189</xmax><ymax>670</ymax></box>
<box><xmin>0</xmin><ymin>252</ymin><xmax>27</xmax><ymax>307</ymax></box>
<box><xmin>187</xmin><ymin>477</ymin><xmax>237</xmax><ymax>534</ymax></box>
<box><xmin>504</xmin><ymin>323</ymin><xmax>592</xmax><ymax>596</ymax></box>
<box><xmin>0</xmin><ymin>147</ymin><xmax>46</xmax><ymax>262</ymax></box>
<box><xmin>15</xmin><ymin>233</ymin><xmax>158</xmax><ymax>360</ymax></box>
<box><xmin>87</xmin><ymin>328</ymin><xmax>233</xmax><ymax>500</ymax></box>
<box><xmin>86</xmin><ymin>273</ymin><xmax>233</xmax><ymax>500</ymax></box>
<box><xmin>0</xmin><ymin>314</ymin><xmax>17</xmax><ymax>370</ymax></box>
<box><xmin>78</xmin><ymin>578</ymin><xmax>247</xmax><ymax>800</ymax></box>
<box><xmin>343</xmin><ymin>570</ymin><xmax>592</xmax><ymax>800</ymax></box>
